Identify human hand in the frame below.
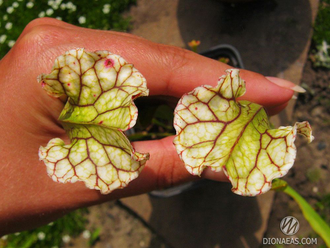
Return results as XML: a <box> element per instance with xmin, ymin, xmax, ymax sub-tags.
<box><xmin>0</xmin><ymin>18</ymin><xmax>296</xmax><ymax>235</ymax></box>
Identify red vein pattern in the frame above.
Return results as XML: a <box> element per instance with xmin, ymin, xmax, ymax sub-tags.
<box><xmin>38</xmin><ymin>48</ymin><xmax>149</xmax><ymax>194</ymax></box>
<box><xmin>173</xmin><ymin>69</ymin><xmax>314</xmax><ymax>196</ymax></box>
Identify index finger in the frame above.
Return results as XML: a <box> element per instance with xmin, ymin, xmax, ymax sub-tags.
<box><xmin>18</xmin><ymin>18</ymin><xmax>294</xmax><ymax>113</ymax></box>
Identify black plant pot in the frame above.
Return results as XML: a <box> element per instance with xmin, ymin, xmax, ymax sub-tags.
<box><xmin>200</xmin><ymin>44</ymin><xmax>244</xmax><ymax>69</ymax></box>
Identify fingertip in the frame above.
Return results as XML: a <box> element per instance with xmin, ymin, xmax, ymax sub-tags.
<box><xmin>239</xmin><ymin>70</ymin><xmax>294</xmax><ymax>111</ymax></box>
<box><xmin>266</xmin><ymin>76</ymin><xmax>306</xmax><ymax>93</ymax></box>
<box><xmin>265</xmin><ymin>102</ymin><xmax>289</xmax><ymax>116</ymax></box>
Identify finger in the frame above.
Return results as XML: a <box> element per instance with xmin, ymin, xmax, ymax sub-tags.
<box><xmin>239</xmin><ymin>70</ymin><xmax>294</xmax><ymax>110</ymax></box>
<box><xmin>264</xmin><ymin>102</ymin><xmax>289</xmax><ymax>116</ymax></box>
<box><xmin>100</xmin><ymin>136</ymin><xmax>228</xmax><ymax>201</ymax></box>
<box><xmin>14</xmin><ymin>18</ymin><xmax>294</xmax><ymax>115</ymax></box>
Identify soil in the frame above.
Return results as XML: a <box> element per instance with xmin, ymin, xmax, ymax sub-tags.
<box><xmin>263</xmin><ymin>59</ymin><xmax>330</xmax><ymax>247</ymax></box>
<box><xmin>62</xmin><ymin>201</ymin><xmax>169</xmax><ymax>248</ymax></box>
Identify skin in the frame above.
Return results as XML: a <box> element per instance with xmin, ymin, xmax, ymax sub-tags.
<box><xmin>0</xmin><ymin>18</ymin><xmax>294</xmax><ymax>235</ymax></box>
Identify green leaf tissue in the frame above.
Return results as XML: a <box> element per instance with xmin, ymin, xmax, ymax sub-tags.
<box><xmin>173</xmin><ymin>69</ymin><xmax>314</xmax><ymax>196</ymax></box>
<box><xmin>38</xmin><ymin>48</ymin><xmax>149</xmax><ymax>194</ymax></box>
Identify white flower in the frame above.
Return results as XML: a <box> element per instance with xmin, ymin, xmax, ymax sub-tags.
<box><xmin>48</xmin><ymin>0</ymin><xmax>58</xmax><ymax>9</ymax></box>
<box><xmin>1</xmin><ymin>235</ymin><xmax>7</xmax><ymax>240</ymax></box>
<box><xmin>7</xmin><ymin>6</ymin><xmax>14</xmax><ymax>14</ymax></box>
<box><xmin>62</xmin><ymin>234</ymin><xmax>71</xmax><ymax>243</ymax></box>
<box><xmin>12</xmin><ymin>2</ymin><xmax>19</xmax><ymax>8</ymax></box>
<box><xmin>0</xmin><ymin>34</ymin><xmax>7</xmax><ymax>44</ymax></box>
<box><xmin>5</xmin><ymin>22</ymin><xmax>13</xmax><ymax>30</ymax></box>
<box><xmin>60</xmin><ymin>3</ymin><xmax>66</xmax><ymax>10</ymax></box>
<box><xmin>66</xmin><ymin>1</ymin><xmax>73</xmax><ymax>8</ymax></box>
<box><xmin>66</xmin><ymin>2</ymin><xmax>76</xmax><ymax>11</ymax></box>
<box><xmin>52</xmin><ymin>4</ymin><xmax>59</xmax><ymax>10</ymax></box>
<box><xmin>46</xmin><ymin>8</ymin><xmax>54</xmax><ymax>16</ymax></box>
<box><xmin>56</xmin><ymin>16</ymin><xmax>62</xmax><ymax>21</ymax></box>
<box><xmin>26</xmin><ymin>2</ymin><xmax>34</xmax><ymax>8</ymax></box>
<box><xmin>38</xmin><ymin>11</ymin><xmax>45</xmax><ymax>18</ymax></box>
<box><xmin>82</xmin><ymin>230</ymin><xmax>91</xmax><ymax>239</ymax></box>
<box><xmin>78</xmin><ymin>16</ymin><xmax>86</xmax><ymax>24</ymax></box>
<box><xmin>8</xmin><ymin>40</ymin><xmax>15</xmax><ymax>47</ymax></box>
<box><xmin>0</xmin><ymin>0</ymin><xmax>3</xmax><ymax>6</ymax></box>
<box><xmin>103</xmin><ymin>4</ymin><xmax>111</xmax><ymax>14</ymax></box>
<box><xmin>321</xmin><ymin>40</ymin><xmax>330</xmax><ymax>54</ymax></box>
<box><xmin>37</xmin><ymin>232</ymin><xmax>46</xmax><ymax>240</ymax></box>
<box><xmin>55</xmin><ymin>0</ymin><xmax>62</xmax><ymax>5</ymax></box>
<box><xmin>103</xmin><ymin>8</ymin><xmax>110</xmax><ymax>14</ymax></box>
<box><xmin>3</xmin><ymin>15</ymin><xmax>8</xmax><ymax>21</ymax></box>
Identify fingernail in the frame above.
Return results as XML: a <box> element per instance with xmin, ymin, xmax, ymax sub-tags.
<box><xmin>266</xmin><ymin>76</ymin><xmax>306</xmax><ymax>93</ymax></box>
<box><xmin>291</xmin><ymin>85</ymin><xmax>306</xmax><ymax>93</ymax></box>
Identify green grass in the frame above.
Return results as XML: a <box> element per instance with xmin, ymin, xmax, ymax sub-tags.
<box><xmin>313</xmin><ymin>0</ymin><xmax>330</xmax><ymax>47</ymax></box>
<box><xmin>0</xmin><ymin>208</ymin><xmax>89</xmax><ymax>248</ymax></box>
<box><xmin>311</xmin><ymin>0</ymin><xmax>330</xmax><ymax>68</ymax></box>
<box><xmin>0</xmin><ymin>0</ymin><xmax>136</xmax><ymax>59</ymax></box>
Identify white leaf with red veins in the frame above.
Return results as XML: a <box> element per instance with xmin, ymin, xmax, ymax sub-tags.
<box><xmin>173</xmin><ymin>69</ymin><xmax>314</xmax><ymax>196</ymax></box>
<box><xmin>38</xmin><ymin>48</ymin><xmax>149</xmax><ymax>194</ymax></box>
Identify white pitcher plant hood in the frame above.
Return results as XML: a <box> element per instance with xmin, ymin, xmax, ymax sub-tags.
<box><xmin>38</xmin><ymin>48</ymin><xmax>149</xmax><ymax>194</ymax></box>
<box><xmin>173</xmin><ymin>69</ymin><xmax>314</xmax><ymax>196</ymax></box>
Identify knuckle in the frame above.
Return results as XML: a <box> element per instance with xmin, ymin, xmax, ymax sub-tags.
<box><xmin>11</xmin><ymin>18</ymin><xmax>67</xmax><ymax>70</ymax></box>
<box><xmin>18</xmin><ymin>19</ymin><xmax>62</xmax><ymax>52</ymax></box>
<box><xmin>23</xmin><ymin>17</ymin><xmax>59</xmax><ymax>32</ymax></box>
